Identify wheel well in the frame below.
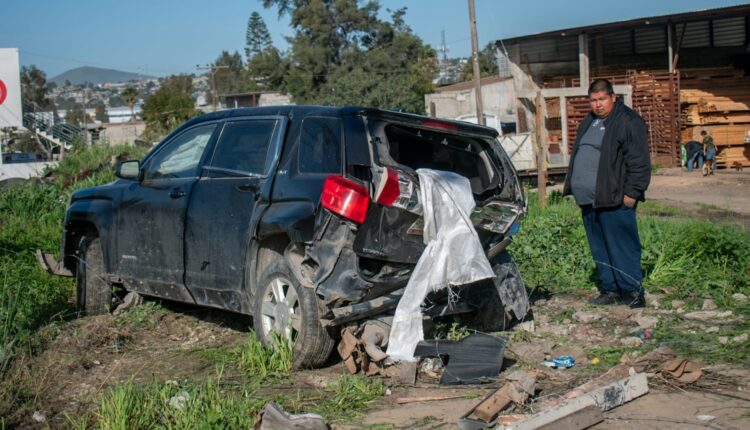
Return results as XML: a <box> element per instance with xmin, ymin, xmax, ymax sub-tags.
<box><xmin>251</xmin><ymin>234</ymin><xmax>291</xmax><ymax>292</ymax></box>
<box><xmin>64</xmin><ymin>221</ymin><xmax>98</xmax><ymax>275</ymax></box>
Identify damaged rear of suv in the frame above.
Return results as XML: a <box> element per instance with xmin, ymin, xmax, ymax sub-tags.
<box><xmin>41</xmin><ymin>106</ymin><xmax>527</xmax><ymax>369</ymax></box>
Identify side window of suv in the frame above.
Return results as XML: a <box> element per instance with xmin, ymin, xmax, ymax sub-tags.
<box><xmin>209</xmin><ymin>120</ymin><xmax>277</xmax><ymax>175</ymax></box>
<box><xmin>144</xmin><ymin>124</ymin><xmax>217</xmax><ymax>180</ymax></box>
<box><xmin>298</xmin><ymin>117</ymin><xmax>342</xmax><ymax>174</ymax></box>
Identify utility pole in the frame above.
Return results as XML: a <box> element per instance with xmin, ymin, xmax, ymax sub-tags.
<box><xmin>468</xmin><ymin>0</ymin><xmax>484</xmax><ymax>125</ymax></box>
<box><xmin>197</xmin><ymin>64</ymin><xmax>230</xmax><ymax>112</ymax></box>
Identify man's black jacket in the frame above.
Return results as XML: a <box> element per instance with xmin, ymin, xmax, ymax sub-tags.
<box><xmin>563</xmin><ymin>99</ymin><xmax>651</xmax><ymax>208</ymax></box>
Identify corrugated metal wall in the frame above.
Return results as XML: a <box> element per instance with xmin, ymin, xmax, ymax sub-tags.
<box><xmin>714</xmin><ymin>16</ymin><xmax>746</xmax><ymax>46</ymax></box>
<box><xmin>675</xmin><ymin>21</ymin><xmax>710</xmax><ymax>48</ymax></box>
<box><xmin>635</xmin><ymin>27</ymin><xmax>667</xmax><ymax>53</ymax></box>
<box><xmin>519</xmin><ymin>36</ymin><xmax>578</xmax><ymax>62</ymax></box>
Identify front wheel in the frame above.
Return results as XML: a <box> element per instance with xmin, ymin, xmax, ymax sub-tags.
<box><xmin>254</xmin><ymin>258</ymin><xmax>335</xmax><ymax>369</ymax></box>
<box><xmin>76</xmin><ymin>235</ymin><xmax>113</xmax><ymax>316</ymax></box>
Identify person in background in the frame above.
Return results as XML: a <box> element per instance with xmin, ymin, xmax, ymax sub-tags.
<box><xmin>701</xmin><ymin>130</ymin><xmax>716</xmax><ymax>175</ymax></box>
<box><xmin>684</xmin><ymin>140</ymin><xmax>703</xmax><ymax>172</ymax></box>
<box><xmin>563</xmin><ymin>79</ymin><xmax>651</xmax><ymax>309</ymax></box>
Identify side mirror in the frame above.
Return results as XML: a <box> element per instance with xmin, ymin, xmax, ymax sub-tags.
<box><xmin>116</xmin><ymin>160</ymin><xmax>141</xmax><ymax>180</ymax></box>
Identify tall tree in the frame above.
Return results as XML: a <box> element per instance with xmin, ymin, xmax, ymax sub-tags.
<box><xmin>121</xmin><ymin>87</ymin><xmax>139</xmax><ymax>122</ymax></box>
<box><xmin>141</xmin><ymin>75</ymin><xmax>197</xmax><ymax>138</ymax></box>
<box><xmin>260</xmin><ymin>2</ymin><xmax>435</xmax><ymax>113</ymax></box>
<box><xmin>247</xmin><ymin>46</ymin><xmax>288</xmax><ymax>91</ymax></box>
<box><xmin>94</xmin><ymin>100</ymin><xmax>109</xmax><ymax>123</ymax></box>
<box><xmin>209</xmin><ymin>51</ymin><xmax>249</xmax><ymax>104</ymax></box>
<box><xmin>245</xmin><ymin>11</ymin><xmax>272</xmax><ymax>60</ymax></box>
<box><xmin>460</xmin><ymin>42</ymin><xmax>499</xmax><ymax>81</ymax></box>
<box><xmin>20</xmin><ymin>65</ymin><xmax>55</xmax><ymax>110</ymax></box>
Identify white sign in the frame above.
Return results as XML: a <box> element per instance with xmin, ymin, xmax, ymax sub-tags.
<box><xmin>0</xmin><ymin>48</ymin><xmax>22</xmax><ymax>128</ymax></box>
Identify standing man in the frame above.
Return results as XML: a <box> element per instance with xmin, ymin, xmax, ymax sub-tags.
<box><xmin>563</xmin><ymin>79</ymin><xmax>651</xmax><ymax>308</ymax></box>
<box><xmin>701</xmin><ymin>130</ymin><xmax>716</xmax><ymax>175</ymax></box>
<box><xmin>684</xmin><ymin>140</ymin><xmax>703</xmax><ymax>172</ymax></box>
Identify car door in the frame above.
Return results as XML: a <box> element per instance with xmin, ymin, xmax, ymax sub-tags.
<box><xmin>115</xmin><ymin>123</ymin><xmax>218</xmax><ymax>296</ymax></box>
<box><xmin>184</xmin><ymin>116</ymin><xmax>286</xmax><ymax>312</ymax></box>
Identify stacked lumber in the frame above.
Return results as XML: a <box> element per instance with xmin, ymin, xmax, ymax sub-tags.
<box><xmin>679</xmin><ymin>67</ymin><xmax>750</xmax><ymax>168</ymax></box>
<box><xmin>717</xmin><ymin>144</ymin><xmax>750</xmax><ymax>168</ymax></box>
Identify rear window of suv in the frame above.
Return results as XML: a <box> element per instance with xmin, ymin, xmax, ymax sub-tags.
<box><xmin>298</xmin><ymin>117</ymin><xmax>342</xmax><ymax>174</ymax></box>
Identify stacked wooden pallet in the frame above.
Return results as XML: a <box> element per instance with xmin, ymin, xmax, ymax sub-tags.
<box><xmin>679</xmin><ymin>68</ymin><xmax>750</xmax><ymax>168</ymax></box>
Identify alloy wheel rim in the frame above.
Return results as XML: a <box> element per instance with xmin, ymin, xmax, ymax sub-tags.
<box><xmin>260</xmin><ymin>275</ymin><xmax>301</xmax><ymax>341</ymax></box>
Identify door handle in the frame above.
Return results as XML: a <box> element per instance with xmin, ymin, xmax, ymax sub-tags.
<box><xmin>236</xmin><ymin>183</ymin><xmax>258</xmax><ymax>192</ymax></box>
<box><xmin>169</xmin><ymin>189</ymin><xmax>186</xmax><ymax>199</ymax></box>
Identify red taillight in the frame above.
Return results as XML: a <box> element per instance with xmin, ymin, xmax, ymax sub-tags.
<box><xmin>375</xmin><ymin>168</ymin><xmax>400</xmax><ymax>206</ymax></box>
<box><xmin>422</xmin><ymin>119</ymin><xmax>458</xmax><ymax>131</ymax></box>
<box><xmin>321</xmin><ymin>175</ymin><xmax>370</xmax><ymax>224</ymax></box>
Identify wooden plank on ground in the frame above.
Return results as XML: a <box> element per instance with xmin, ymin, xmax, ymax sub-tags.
<box><xmin>535</xmin><ymin>405</ymin><xmax>603</xmax><ymax>430</ymax></box>
<box><xmin>497</xmin><ymin>373</ymin><xmax>649</xmax><ymax>430</ymax></box>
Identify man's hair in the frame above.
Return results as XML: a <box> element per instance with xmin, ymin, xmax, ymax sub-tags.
<box><xmin>588</xmin><ymin>79</ymin><xmax>615</xmax><ymax>96</ymax></box>
<box><xmin>700</xmin><ymin>130</ymin><xmax>707</xmax><ymax>136</ymax></box>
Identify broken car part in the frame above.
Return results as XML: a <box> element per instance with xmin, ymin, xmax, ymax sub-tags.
<box><xmin>413</xmin><ymin>333</ymin><xmax>507</xmax><ymax>385</ymax></box>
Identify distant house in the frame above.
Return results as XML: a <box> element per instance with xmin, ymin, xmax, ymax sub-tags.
<box><xmin>425</xmin><ymin>76</ymin><xmax>516</xmax><ymax>125</ymax></box>
<box><xmin>219</xmin><ymin>92</ymin><xmax>293</xmax><ymax>109</ymax></box>
<box><xmin>106</xmin><ymin>106</ymin><xmax>142</xmax><ymax>123</ymax></box>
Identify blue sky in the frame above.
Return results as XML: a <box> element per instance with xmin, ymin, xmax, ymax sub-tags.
<box><xmin>2</xmin><ymin>0</ymin><xmax>746</xmax><ymax>79</ymax></box>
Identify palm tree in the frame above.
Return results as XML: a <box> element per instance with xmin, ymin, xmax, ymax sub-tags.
<box><xmin>121</xmin><ymin>87</ymin><xmax>139</xmax><ymax>122</ymax></box>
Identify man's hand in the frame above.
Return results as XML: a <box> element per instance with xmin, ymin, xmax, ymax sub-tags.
<box><xmin>623</xmin><ymin>195</ymin><xmax>637</xmax><ymax>208</ymax></box>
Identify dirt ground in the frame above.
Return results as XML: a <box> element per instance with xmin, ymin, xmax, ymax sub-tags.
<box><xmin>4</xmin><ymin>293</ymin><xmax>749</xmax><ymax>429</ymax></box>
<box><xmin>648</xmin><ymin>167</ymin><xmax>750</xmax><ymax>227</ymax></box>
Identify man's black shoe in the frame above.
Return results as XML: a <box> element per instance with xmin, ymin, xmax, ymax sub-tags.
<box><xmin>588</xmin><ymin>292</ymin><xmax>621</xmax><ymax>306</ymax></box>
<box><xmin>621</xmin><ymin>292</ymin><xmax>646</xmax><ymax>309</ymax></box>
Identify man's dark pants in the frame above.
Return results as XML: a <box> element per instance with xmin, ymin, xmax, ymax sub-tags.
<box><xmin>581</xmin><ymin>204</ymin><xmax>643</xmax><ymax>295</ymax></box>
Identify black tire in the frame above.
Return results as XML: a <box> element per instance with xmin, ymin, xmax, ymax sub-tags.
<box><xmin>76</xmin><ymin>235</ymin><xmax>113</xmax><ymax>316</ymax></box>
<box><xmin>254</xmin><ymin>258</ymin><xmax>335</xmax><ymax>369</ymax></box>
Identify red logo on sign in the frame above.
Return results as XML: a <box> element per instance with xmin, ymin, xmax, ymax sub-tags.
<box><xmin>0</xmin><ymin>80</ymin><xmax>7</xmax><ymax>105</ymax></box>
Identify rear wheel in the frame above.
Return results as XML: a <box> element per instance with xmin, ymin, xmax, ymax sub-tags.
<box><xmin>254</xmin><ymin>258</ymin><xmax>335</xmax><ymax>369</ymax></box>
<box><xmin>76</xmin><ymin>235</ymin><xmax>113</xmax><ymax>315</ymax></box>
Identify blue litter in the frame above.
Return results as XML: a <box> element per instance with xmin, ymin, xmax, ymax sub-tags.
<box><xmin>543</xmin><ymin>355</ymin><xmax>576</xmax><ymax>369</ymax></box>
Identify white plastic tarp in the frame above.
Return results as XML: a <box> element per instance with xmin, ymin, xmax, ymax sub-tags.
<box><xmin>385</xmin><ymin>169</ymin><xmax>495</xmax><ymax>361</ymax></box>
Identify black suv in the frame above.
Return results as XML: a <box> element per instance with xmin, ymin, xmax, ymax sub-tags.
<box><xmin>49</xmin><ymin>106</ymin><xmax>527</xmax><ymax>368</ymax></box>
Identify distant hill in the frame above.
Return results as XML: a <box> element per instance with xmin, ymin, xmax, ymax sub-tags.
<box><xmin>50</xmin><ymin>66</ymin><xmax>154</xmax><ymax>86</ymax></box>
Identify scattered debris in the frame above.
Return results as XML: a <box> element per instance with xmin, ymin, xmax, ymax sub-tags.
<box><xmin>620</xmin><ymin>336</ymin><xmax>643</xmax><ymax>348</ymax></box>
<box><xmin>572</xmin><ymin>310</ymin><xmax>601</xmax><ymax>323</ymax></box>
<box><xmin>256</xmin><ymin>402</ymin><xmax>328</xmax><ymax>430</ymax></box>
<box><xmin>543</xmin><ymin>356</ymin><xmax>576</xmax><ymax>369</ymax></box>
<box><xmin>661</xmin><ymin>358</ymin><xmax>703</xmax><ymax>384</ymax></box>
<box><xmin>696</xmin><ymin>415</ymin><xmax>716</xmax><ymax>422</ymax></box>
<box><xmin>683</xmin><ymin>310</ymin><xmax>733</xmax><ymax>321</ymax></box>
<box><xmin>508</xmin><ymin>340</ymin><xmax>555</xmax><ymax>363</ymax></box>
<box><xmin>670</xmin><ymin>299</ymin><xmax>685</xmax><ymax>309</ymax></box>
<box><xmin>395</xmin><ymin>395</ymin><xmax>465</xmax><ymax>405</ymax></box>
<box><xmin>514</xmin><ymin>320</ymin><xmax>535</xmax><ymax>333</ymax></box>
<box><xmin>462</xmin><ymin>370</ymin><xmax>536</xmax><ymax>425</ymax></box>
<box><xmin>113</xmin><ymin>292</ymin><xmax>144</xmax><ymax>316</ymax></box>
<box><xmin>719</xmin><ymin>336</ymin><xmax>729</xmax><ymax>345</ymax></box>
<box><xmin>706</xmin><ymin>326</ymin><xmax>720</xmax><ymax>333</ymax></box>
<box><xmin>731</xmin><ymin>333</ymin><xmax>748</xmax><ymax>344</ymax></box>
<box><xmin>337</xmin><ymin>320</ymin><xmax>391</xmax><ymax>376</ymax></box>
<box><xmin>496</xmin><ymin>374</ymin><xmax>649</xmax><ymax>430</ymax></box>
<box><xmin>732</xmin><ymin>293</ymin><xmax>748</xmax><ymax>302</ymax></box>
<box><xmin>632</xmin><ymin>314</ymin><xmax>658</xmax><ymax>330</ymax></box>
<box><xmin>413</xmin><ymin>333</ymin><xmax>507</xmax><ymax>385</ymax></box>
<box><xmin>168</xmin><ymin>391</ymin><xmax>190</xmax><ymax>410</ymax></box>
<box><xmin>701</xmin><ymin>298</ymin><xmax>717</xmax><ymax>310</ymax></box>
<box><xmin>31</xmin><ymin>411</ymin><xmax>46</xmax><ymax>423</ymax></box>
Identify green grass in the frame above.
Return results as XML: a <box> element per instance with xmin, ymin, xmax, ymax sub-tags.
<box><xmin>510</xmin><ymin>193</ymin><xmax>750</xmax><ymax>308</ymax></box>
<box><xmin>234</xmin><ymin>330</ymin><xmax>294</xmax><ymax>380</ymax></box>
<box><xmin>0</xmin><ymin>144</ymin><xmax>148</xmax><ymax>378</ymax></box>
<box><xmin>84</xmin><ymin>372</ymin><xmax>386</xmax><ymax>428</ymax></box>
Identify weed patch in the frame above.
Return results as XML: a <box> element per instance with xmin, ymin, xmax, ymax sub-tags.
<box><xmin>511</xmin><ymin>194</ymin><xmax>750</xmax><ymax>308</ymax></box>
